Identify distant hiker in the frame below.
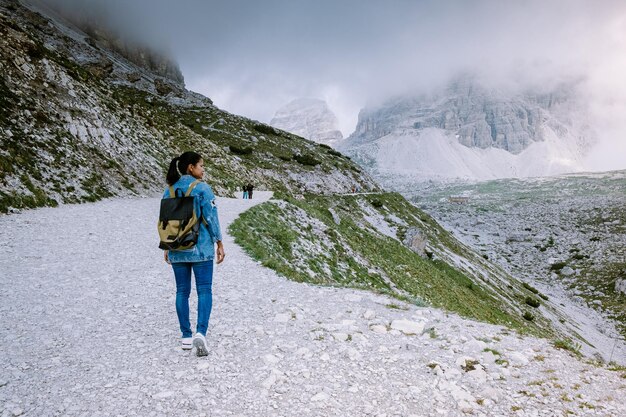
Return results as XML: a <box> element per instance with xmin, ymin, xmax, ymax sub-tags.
<box><xmin>163</xmin><ymin>151</ymin><xmax>225</xmax><ymax>356</ymax></box>
<box><xmin>247</xmin><ymin>183</ymin><xmax>254</xmax><ymax>199</ymax></box>
<box><xmin>242</xmin><ymin>184</ymin><xmax>248</xmax><ymax>199</ymax></box>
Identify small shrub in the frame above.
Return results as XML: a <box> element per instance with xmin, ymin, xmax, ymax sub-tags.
<box><xmin>370</xmin><ymin>199</ymin><xmax>383</xmax><ymax>208</ymax></box>
<box><xmin>461</xmin><ymin>359</ymin><xmax>480</xmax><ymax>372</ymax></box>
<box><xmin>229</xmin><ymin>145</ymin><xmax>253</xmax><ymax>155</ymax></box>
<box><xmin>522</xmin><ymin>282</ymin><xmax>539</xmax><ymax>294</ymax></box>
<box><xmin>539</xmin><ymin>293</ymin><xmax>549</xmax><ymax>300</ymax></box>
<box><xmin>525</xmin><ymin>297</ymin><xmax>541</xmax><ymax>308</ymax></box>
<box><xmin>327</xmin><ymin>149</ymin><xmax>343</xmax><ymax>157</ymax></box>
<box><xmin>26</xmin><ymin>42</ymin><xmax>47</xmax><ymax>59</ymax></box>
<box><xmin>293</xmin><ymin>154</ymin><xmax>320</xmax><ymax>166</ymax></box>
<box><xmin>253</xmin><ymin>123</ymin><xmax>277</xmax><ymax>135</ymax></box>
<box><xmin>319</xmin><ymin>143</ymin><xmax>332</xmax><ymax>149</ymax></box>
<box><xmin>523</xmin><ymin>312</ymin><xmax>534</xmax><ymax>321</ymax></box>
<box><xmin>549</xmin><ymin>262</ymin><xmax>567</xmax><ymax>272</ymax></box>
<box><xmin>553</xmin><ymin>339</ymin><xmax>581</xmax><ymax>355</ymax></box>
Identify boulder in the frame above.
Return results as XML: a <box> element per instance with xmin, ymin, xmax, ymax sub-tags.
<box><xmin>154</xmin><ymin>78</ymin><xmax>174</xmax><ymax>95</ymax></box>
<box><xmin>126</xmin><ymin>72</ymin><xmax>141</xmax><ymax>83</ymax></box>
<box><xmin>390</xmin><ymin>319</ymin><xmax>425</xmax><ymax>335</ymax></box>
<box><xmin>84</xmin><ymin>57</ymin><xmax>113</xmax><ymax>78</ymax></box>
<box><xmin>403</xmin><ymin>227</ymin><xmax>428</xmax><ymax>257</ymax></box>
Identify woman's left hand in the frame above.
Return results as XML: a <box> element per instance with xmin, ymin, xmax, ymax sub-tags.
<box><xmin>216</xmin><ymin>241</ymin><xmax>225</xmax><ymax>264</ymax></box>
<box><xmin>164</xmin><ymin>250</ymin><xmax>170</xmax><ymax>264</ymax></box>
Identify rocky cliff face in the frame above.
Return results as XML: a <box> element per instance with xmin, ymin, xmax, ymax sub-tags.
<box><xmin>270</xmin><ymin>98</ymin><xmax>343</xmax><ymax>146</ymax></box>
<box><xmin>25</xmin><ymin>0</ymin><xmax>184</xmax><ymax>85</ymax></box>
<box><xmin>349</xmin><ymin>77</ymin><xmax>586</xmax><ymax>154</ymax></box>
<box><xmin>341</xmin><ymin>76</ymin><xmax>594</xmax><ymax>180</ymax></box>
<box><xmin>0</xmin><ymin>0</ymin><xmax>378</xmax><ymax>212</ymax></box>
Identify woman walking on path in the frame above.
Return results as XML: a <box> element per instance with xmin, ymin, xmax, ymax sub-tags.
<box><xmin>163</xmin><ymin>151</ymin><xmax>225</xmax><ymax>356</ymax></box>
<box><xmin>242</xmin><ymin>184</ymin><xmax>248</xmax><ymax>199</ymax></box>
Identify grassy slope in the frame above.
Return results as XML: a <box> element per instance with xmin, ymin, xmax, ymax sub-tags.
<box><xmin>231</xmin><ymin>192</ymin><xmax>562</xmax><ymax>338</ymax></box>
<box><xmin>412</xmin><ymin>173</ymin><xmax>626</xmax><ymax>338</ymax></box>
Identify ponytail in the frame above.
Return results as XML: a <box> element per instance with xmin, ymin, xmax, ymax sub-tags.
<box><xmin>166</xmin><ymin>156</ymin><xmax>181</xmax><ymax>185</ymax></box>
<box><xmin>165</xmin><ymin>151</ymin><xmax>202</xmax><ymax>185</ymax></box>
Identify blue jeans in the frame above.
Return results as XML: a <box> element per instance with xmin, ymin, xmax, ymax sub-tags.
<box><xmin>171</xmin><ymin>260</ymin><xmax>214</xmax><ymax>338</ymax></box>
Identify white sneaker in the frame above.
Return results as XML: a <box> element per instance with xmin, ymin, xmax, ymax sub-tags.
<box><xmin>182</xmin><ymin>337</ymin><xmax>192</xmax><ymax>351</ymax></box>
<box><xmin>193</xmin><ymin>333</ymin><xmax>208</xmax><ymax>357</ymax></box>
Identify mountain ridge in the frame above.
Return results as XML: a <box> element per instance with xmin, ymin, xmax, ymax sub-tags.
<box><xmin>337</xmin><ymin>76</ymin><xmax>594</xmax><ymax>180</ymax></box>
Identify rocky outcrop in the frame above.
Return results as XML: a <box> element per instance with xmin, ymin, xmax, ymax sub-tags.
<box><xmin>347</xmin><ymin>76</ymin><xmax>586</xmax><ymax>155</ymax></box>
<box><xmin>271</xmin><ymin>98</ymin><xmax>343</xmax><ymax>145</ymax></box>
<box><xmin>403</xmin><ymin>227</ymin><xmax>428</xmax><ymax>258</ymax></box>
<box><xmin>25</xmin><ymin>0</ymin><xmax>185</xmax><ymax>85</ymax></box>
<box><xmin>83</xmin><ymin>56</ymin><xmax>113</xmax><ymax>78</ymax></box>
<box><xmin>96</xmin><ymin>36</ymin><xmax>185</xmax><ymax>85</ymax></box>
<box><xmin>340</xmin><ymin>75</ymin><xmax>594</xmax><ymax>180</ymax></box>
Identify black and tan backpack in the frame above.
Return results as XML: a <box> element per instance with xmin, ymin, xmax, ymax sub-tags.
<box><xmin>158</xmin><ymin>180</ymin><xmax>207</xmax><ymax>250</ymax></box>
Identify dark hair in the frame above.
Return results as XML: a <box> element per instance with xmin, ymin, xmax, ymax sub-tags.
<box><xmin>166</xmin><ymin>151</ymin><xmax>202</xmax><ymax>185</ymax></box>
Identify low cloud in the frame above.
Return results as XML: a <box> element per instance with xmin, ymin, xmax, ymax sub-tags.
<box><xmin>36</xmin><ymin>0</ymin><xmax>626</xmax><ymax>169</ymax></box>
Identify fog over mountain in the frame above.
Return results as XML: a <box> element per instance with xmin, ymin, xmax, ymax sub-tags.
<box><xmin>33</xmin><ymin>0</ymin><xmax>626</xmax><ymax>171</ymax></box>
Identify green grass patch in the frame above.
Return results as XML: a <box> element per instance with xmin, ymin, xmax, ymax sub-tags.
<box><xmin>230</xmin><ymin>193</ymin><xmax>543</xmax><ymax>335</ymax></box>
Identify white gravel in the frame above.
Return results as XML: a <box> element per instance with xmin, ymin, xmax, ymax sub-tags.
<box><xmin>0</xmin><ymin>193</ymin><xmax>625</xmax><ymax>416</ymax></box>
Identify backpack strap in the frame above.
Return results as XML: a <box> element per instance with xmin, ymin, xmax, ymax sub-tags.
<box><xmin>185</xmin><ymin>180</ymin><xmax>201</xmax><ymax>196</ymax></box>
<box><xmin>184</xmin><ymin>180</ymin><xmax>209</xmax><ymax>226</ymax></box>
<box><xmin>168</xmin><ymin>186</ymin><xmax>176</xmax><ymax>198</ymax></box>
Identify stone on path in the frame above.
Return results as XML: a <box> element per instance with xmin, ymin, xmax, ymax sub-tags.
<box><xmin>390</xmin><ymin>319</ymin><xmax>425</xmax><ymax>335</ymax></box>
<box><xmin>370</xmin><ymin>324</ymin><xmax>388</xmax><ymax>334</ymax></box>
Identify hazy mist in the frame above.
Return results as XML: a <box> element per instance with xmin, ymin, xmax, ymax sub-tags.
<box><xmin>37</xmin><ymin>0</ymin><xmax>626</xmax><ymax>171</ymax></box>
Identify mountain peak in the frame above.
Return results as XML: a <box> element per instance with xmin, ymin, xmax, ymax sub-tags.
<box><xmin>340</xmin><ymin>77</ymin><xmax>594</xmax><ymax>180</ymax></box>
<box><xmin>270</xmin><ymin>98</ymin><xmax>343</xmax><ymax>146</ymax></box>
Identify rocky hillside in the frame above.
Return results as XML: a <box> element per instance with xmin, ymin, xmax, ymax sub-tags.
<box><xmin>270</xmin><ymin>98</ymin><xmax>343</xmax><ymax>146</ymax></box>
<box><xmin>28</xmin><ymin>0</ymin><xmax>186</xmax><ymax>85</ymax></box>
<box><xmin>408</xmin><ymin>170</ymin><xmax>626</xmax><ymax>361</ymax></box>
<box><xmin>0</xmin><ymin>0</ymin><xmax>377</xmax><ymax>213</ymax></box>
<box><xmin>339</xmin><ymin>76</ymin><xmax>594</xmax><ymax>180</ymax></box>
<box><xmin>229</xmin><ymin>191</ymin><xmax>624</xmax><ymax>362</ymax></box>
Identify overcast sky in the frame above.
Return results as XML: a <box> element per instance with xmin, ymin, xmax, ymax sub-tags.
<box><xmin>38</xmin><ymin>0</ymin><xmax>626</xmax><ymax>170</ymax></box>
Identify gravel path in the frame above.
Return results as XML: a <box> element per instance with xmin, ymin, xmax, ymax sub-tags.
<box><xmin>1</xmin><ymin>194</ymin><xmax>625</xmax><ymax>416</ymax></box>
